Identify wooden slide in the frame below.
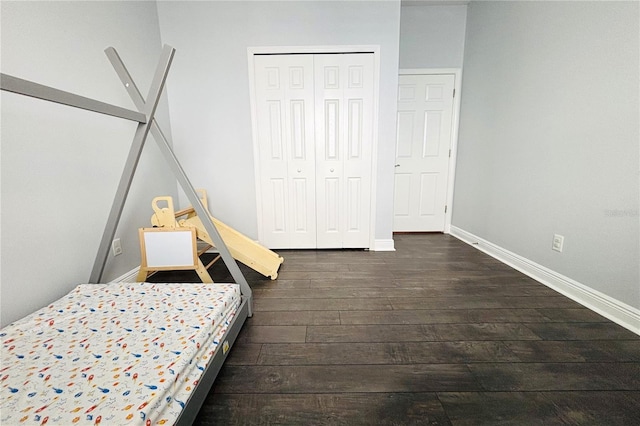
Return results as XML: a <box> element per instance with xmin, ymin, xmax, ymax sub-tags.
<box><xmin>149</xmin><ymin>192</ymin><xmax>284</xmax><ymax>280</ymax></box>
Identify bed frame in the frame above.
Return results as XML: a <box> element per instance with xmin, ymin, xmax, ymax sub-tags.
<box><xmin>0</xmin><ymin>45</ymin><xmax>252</xmax><ymax>424</ymax></box>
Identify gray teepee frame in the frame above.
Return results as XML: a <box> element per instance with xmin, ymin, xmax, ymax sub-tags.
<box><xmin>0</xmin><ymin>45</ymin><xmax>252</xmax><ymax>315</ymax></box>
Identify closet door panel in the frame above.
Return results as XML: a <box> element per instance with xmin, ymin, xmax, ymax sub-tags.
<box><xmin>255</xmin><ymin>55</ymin><xmax>316</xmax><ymax>248</ymax></box>
<box><xmin>343</xmin><ymin>54</ymin><xmax>374</xmax><ymax>248</ymax></box>
<box><xmin>315</xmin><ymin>53</ymin><xmax>374</xmax><ymax>248</ymax></box>
<box><xmin>315</xmin><ymin>55</ymin><xmax>343</xmax><ymax>248</ymax></box>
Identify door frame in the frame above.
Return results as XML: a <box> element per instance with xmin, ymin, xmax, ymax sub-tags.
<box><xmin>397</xmin><ymin>68</ymin><xmax>462</xmax><ymax>234</ymax></box>
<box><xmin>248</xmin><ymin>45</ymin><xmax>381</xmax><ymax>249</ymax></box>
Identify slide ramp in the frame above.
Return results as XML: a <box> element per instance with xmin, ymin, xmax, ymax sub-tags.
<box><xmin>180</xmin><ymin>215</ymin><xmax>284</xmax><ymax>280</ymax></box>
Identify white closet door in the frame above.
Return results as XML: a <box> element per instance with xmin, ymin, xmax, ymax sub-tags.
<box><xmin>315</xmin><ymin>53</ymin><xmax>374</xmax><ymax>248</ymax></box>
<box><xmin>254</xmin><ymin>55</ymin><xmax>317</xmax><ymax>248</ymax></box>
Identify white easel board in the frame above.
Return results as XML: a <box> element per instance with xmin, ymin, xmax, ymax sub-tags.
<box><xmin>139</xmin><ymin>228</ymin><xmax>197</xmax><ymax>269</ymax></box>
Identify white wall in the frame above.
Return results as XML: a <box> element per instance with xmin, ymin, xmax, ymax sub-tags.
<box><xmin>156</xmin><ymin>0</ymin><xmax>401</xmax><ymax>243</ymax></box>
<box><xmin>399</xmin><ymin>3</ymin><xmax>467</xmax><ymax>69</ymax></box>
<box><xmin>1</xmin><ymin>1</ymin><xmax>177</xmax><ymax>326</ymax></box>
<box><xmin>453</xmin><ymin>2</ymin><xmax>639</xmax><ymax>311</ymax></box>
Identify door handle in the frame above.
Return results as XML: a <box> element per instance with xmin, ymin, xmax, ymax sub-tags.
<box><xmin>330</xmin><ymin>168</ymin><xmax>335</xmax><ymax>173</ymax></box>
<box><xmin>395</xmin><ymin>164</ymin><xmax>400</xmax><ymax>167</ymax></box>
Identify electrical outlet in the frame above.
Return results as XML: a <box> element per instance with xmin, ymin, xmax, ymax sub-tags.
<box><xmin>112</xmin><ymin>238</ymin><xmax>123</xmax><ymax>256</ymax></box>
<box><xmin>552</xmin><ymin>234</ymin><xmax>564</xmax><ymax>253</ymax></box>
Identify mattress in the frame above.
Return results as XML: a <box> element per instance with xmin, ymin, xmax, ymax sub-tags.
<box><xmin>1</xmin><ymin>282</ymin><xmax>241</xmax><ymax>425</ymax></box>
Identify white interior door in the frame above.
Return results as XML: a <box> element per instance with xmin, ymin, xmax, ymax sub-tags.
<box><xmin>254</xmin><ymin>55</ymin><xmax>317</xmax><ymax>248</ymax></box>
<box><xmin>315</xmin><ymin>53</ymin><xmax>374</xmax><ymax>248</ymax></box>
<box><xmin>253</xmin><ymin>53</ymin><xmax>375</xmax><ymax>249</ymax></box>
<box><xmin>393</xmin><ymin>74</ymin><xmax>455</xmax><ymax>232</ymax></box>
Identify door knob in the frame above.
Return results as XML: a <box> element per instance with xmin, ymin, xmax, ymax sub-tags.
<box><xmin>395</xmin><ymin>164</ymin><xmax>400</xmax><ymax>167</ymax></box>
<box><xmin>297</xmin><ymin>169</ymin><xmax>302</xmax><ymax>173</ymax></box>
<box><xmin>330</xmin><ymin>168</ymin><xmax>335</xmax><ymax>172</ymax></box>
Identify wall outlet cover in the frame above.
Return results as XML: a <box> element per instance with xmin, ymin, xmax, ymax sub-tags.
<box><xmin>112</xmin><ymin>238</ymin><xmax>123</xmax><ymax>256</ymax></box>
<box><xmin>552</xmin><ymin>234</ymin><xmax>564</xmax><ymax>252</ymax></box>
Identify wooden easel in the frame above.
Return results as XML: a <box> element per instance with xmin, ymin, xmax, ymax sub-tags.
<box><xmin>136</xmin><ymin>227</ymin><xmax>216</xmax><ymax>283</ymax></box>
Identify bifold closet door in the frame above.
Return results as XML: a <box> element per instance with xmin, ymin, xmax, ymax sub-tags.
<box><xmin>254</xmin><ymin>55</ymin><xmax>317</xmax><ymax>248</ymax></box>
<box><xmin>253</xmin><ymin>53</ymin><xmax>374</xmax><ymax>249</ymax></box>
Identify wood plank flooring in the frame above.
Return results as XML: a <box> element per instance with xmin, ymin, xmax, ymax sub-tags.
<box><xmin>150</xmin><ymin>233</ymin><xmax>640</xmax><ymax>425</ymax></box>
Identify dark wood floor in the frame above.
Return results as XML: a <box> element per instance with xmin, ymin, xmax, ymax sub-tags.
<box><xmin>152</xmin><ymin>233</ymin><xmax>640</xmax><ymax>425</ymax></box>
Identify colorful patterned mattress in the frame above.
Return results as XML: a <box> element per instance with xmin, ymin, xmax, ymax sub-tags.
<box><xmin>1</xmin><ymin>282</ymin><xmax>241</xmax><ymax>425</ymax></box>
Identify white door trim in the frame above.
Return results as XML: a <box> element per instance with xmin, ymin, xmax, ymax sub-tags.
<box><xmin>248</xmin><ymin>46</ymin><xmax>381</xmax><ymax>249</ymax></box>
<box><xmin>398</xmin><ymin>68</ymin><xmax>462</xmax><ymax>234</ymax></box>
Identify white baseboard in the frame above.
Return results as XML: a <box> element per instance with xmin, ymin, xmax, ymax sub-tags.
<box><xmin>450</xmin><ymin>225</ymin><xmax>640</xmax><ymax>335</ymax></box>
<box><xmin>373</xmin><ymin>239</ymin><xmax>396</xmax><ymax>252</ymax></box>
<box><xmin>110</xmin><ymin>267</ymin><xmax>140</xmax><ymax>283</ymax></box>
